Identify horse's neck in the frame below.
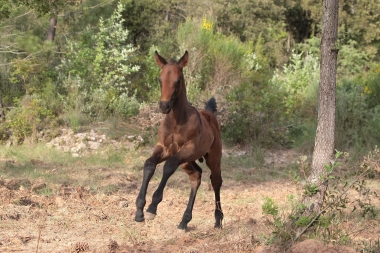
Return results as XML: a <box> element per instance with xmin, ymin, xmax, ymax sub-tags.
<box><xmin>169</xmin><ymin>92</ymin><xmax>190</xmax><ymax>125</ymax></box>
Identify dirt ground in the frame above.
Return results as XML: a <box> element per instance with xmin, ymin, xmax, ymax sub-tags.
<box><xmin>0</xmin><ymin>147</ymin><xmax>379</xmax><ymax>252</ymax></box>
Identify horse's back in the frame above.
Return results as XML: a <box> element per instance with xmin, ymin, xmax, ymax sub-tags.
<box><xmin>199</xmin><ymin>109</ymin><xmax>220</xmax><ymax>136</ymax></box>
<box><xmin>199</xmin><ymin>109</ymin><xmax>222</xmax><ymax>158</ymax></box>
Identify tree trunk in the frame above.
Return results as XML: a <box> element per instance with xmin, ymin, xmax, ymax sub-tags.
<box><xmin>303</xmin><ymin>0</ymin><xmax>339</xmax><ymax>214</ymax></box>
<box><xmin>0</xmin><ymin>81</ymin><xmax>5</xmax><ymax>122</ymax></box>
<box><xmin>46</xmin><ymin>17</ymin><xmax>57</xmax><ymax>41</ymax></box>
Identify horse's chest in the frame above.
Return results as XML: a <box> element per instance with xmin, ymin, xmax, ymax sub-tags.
<box><xmin>164</xmin><ymin>133</ymin><xmax>186</xmax><ymax>155</ymax></box>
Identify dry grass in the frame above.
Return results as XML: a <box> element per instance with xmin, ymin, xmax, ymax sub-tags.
<box><xmin>0</xmin><ymin>144</ymin><xmax>379</xmax><ymax>252</ymax></box>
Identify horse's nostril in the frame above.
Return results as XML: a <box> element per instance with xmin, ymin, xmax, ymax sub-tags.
<box><xmin>160</xmin><ymin>101</ymin><xmax>171</xmax><ymax>113</ymax></box>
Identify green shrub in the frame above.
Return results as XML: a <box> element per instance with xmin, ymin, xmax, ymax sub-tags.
<box><xmin>6</xmin><ymin>95</ymin><xmax>53</xmax><ymax>143</ymax></box>
<box><xmin>336</xmin><ymin>77</ymin><xmax>380</xmax><ymax>150</ymax></box>
<box><xmin>270</xmin><ymin>51</ymin><xmax>319</xmax><ymax>121</ymax></box>
<box><xmin>57</xmin><ymin>2</ymin><xmax>140</xmax><ymax>120</ymax></box>
<box><xmin>224</xmin><ymin>50</ymin><xmax>320</xmax><ymax>147</ymax></box>
<box><xmin>363</xmin><ymin>67</ymin><xmax>380</xmax><ymax>110</ymax></box>
<box><xmin>177</xmin><ymin>18</ymin><xmax>250</xmax><ymax>103</ymax></box>
<box><xmin>112</xmin><ymin>92</ymin><xmax>140</xmax><ymax>119</ymax></box>
<box><xmin>223</xmin><ymin>72</ymin><xmax>290</xmax><ymax>147</ymax></box>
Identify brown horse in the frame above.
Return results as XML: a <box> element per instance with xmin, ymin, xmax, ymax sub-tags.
<box><xmin>135</xmin><ymin>51</ymin><xmax>223</xmax><ymax>230</ymax></box>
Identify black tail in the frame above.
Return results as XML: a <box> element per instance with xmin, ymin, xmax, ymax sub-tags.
<box><xmin>205</xmin><ymin>97</ymin><xmax>217</xmax><ymax>114</ymax></box>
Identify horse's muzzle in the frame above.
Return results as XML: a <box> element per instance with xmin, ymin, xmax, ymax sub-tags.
<box><xmin>159</xmin><ymin>101</ymin><xmax>172</xmax><ymax>114</ymax></box>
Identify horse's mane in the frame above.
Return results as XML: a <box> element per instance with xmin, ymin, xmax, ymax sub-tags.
<box><xmin>168</xmin><ymin>58</ymin><xmax>177</xmax><ymax>64</ymax></box>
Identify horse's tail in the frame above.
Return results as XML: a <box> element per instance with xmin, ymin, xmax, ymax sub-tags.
<box><xmin>205</xmin><ymin>97</ymin><xmax>217</xmax><ymax>114</ymax></box>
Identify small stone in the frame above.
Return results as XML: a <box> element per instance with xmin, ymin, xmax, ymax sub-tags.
<box><xmin>88</xmin><ymin>141</ymin><xmax>101</xmax><ymax>150</ymax></box>
<box><xmin>126</xmin><ymin>174</ymin><xmax>135</xmax><ymax>181</ymax></box>
<box><xmin>119</xmin><ymin>201</ymin><xmax>128</xmax><ymax>208</ymax></box>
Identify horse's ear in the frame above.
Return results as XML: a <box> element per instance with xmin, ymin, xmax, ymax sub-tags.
<box><xmin>154</xmin><ymin>51</ymin><xmax>167</xmax><ymax>68</ymax></box>
<box><xmin>177</xmin><ymin>51</ymin><xmax>188</xmax><ymax>68</ymax></box>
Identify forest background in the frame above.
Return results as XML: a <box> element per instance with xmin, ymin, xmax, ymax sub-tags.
<box><xmin>0</xmin><ymin>0</ymin><xmax>379</xmax><ymax>162</ymax></box>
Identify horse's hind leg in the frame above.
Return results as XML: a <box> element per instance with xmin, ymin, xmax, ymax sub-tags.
<box><xmin>178</xmin><ymin>161</ymin><xmax>202</xmax><ymax>230</ymax></box>
<box><xmin>206</xmin><ymin>155</ymin><xmax>223</xmax><ymax>228</ymax></box>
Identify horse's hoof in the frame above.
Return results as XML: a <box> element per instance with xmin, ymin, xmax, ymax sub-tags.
<box><xmin>177</xmin><ymin>223</ymin><xmax>187</xmax><ymax>231</ymax></box>
<box><xmin>145</xmin><ymin>212</ymin><xmax>156</xmax><ymax>220</ymax></box>
<box><xmin>214</xmin><ymin>223</ymin><xmax>223</xmax><ymax>229</ymax></box>
<box><xmin>135</xmin><ymin>216</ymin><xmax>145</xmax><ymax>222</ymax></box>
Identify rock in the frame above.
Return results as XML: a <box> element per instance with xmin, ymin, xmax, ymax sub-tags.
<box><xmin>88</xmin><ymin>141</ymin><xmax>101</xmax><ymax>150</ymax></box>
<box><xmin>137</xmin><ymin>136</ymin><xmax>144</xmax><ymax>142</ymax></box>
<box><xmin>127</xmin><ymin>135</ymin><xmax>135</xmax><ymax>141</ymax></box>
<box><xmin>126</xmin><ymin>174</ymin><xmax>135</xmax><ymax>181</ymax></box>
<box><xmin>45</xmin><ymin>127</ymin><xmax>147</xmax><ymax>156</ymax></box>
<box><xmin>119</xmin><ymin>201</ymin><xmax>129</xmax><ymax>208</ymax></box>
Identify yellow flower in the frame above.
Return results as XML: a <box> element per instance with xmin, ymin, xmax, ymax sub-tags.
<box><xmin>363</xmin><ymin>86</ymin><xmax>372</xmax><ymax>94</ymax></box>
<box><xmin>202</xmin><ymin>18</ymin><xmax>213</xmax><ymax>31</ymax></box>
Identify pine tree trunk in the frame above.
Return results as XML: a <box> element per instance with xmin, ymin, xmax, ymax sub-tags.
<box><xmin>46</xmin><ymin>17</ymin><xmax>57</xmax><ymax>41</ymax></box>
<box><xmin>303</xmin><ymin>0</ymin><xmax>339</xmax><ymax>214</ymax></box>
<box><xmin>0</xmin><ymin>83</ymin><xmax>5</xmax><ymax>122</ymax></box>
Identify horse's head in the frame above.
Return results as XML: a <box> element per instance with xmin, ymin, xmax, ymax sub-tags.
<box><xmin>154</xmin><ymin>51</ymin><xmax>188</xmax><ymax>114</ymax></box>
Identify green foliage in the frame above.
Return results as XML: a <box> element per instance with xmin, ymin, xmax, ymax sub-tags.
<box><xmin>304</xmin><ymin>183</ymin><xmax>318</xmax><ymax>196</ymax></box>
<box><xmin>271</xmin><ymin>51</ymin><xmax>319</xmax><ymax>120</ymax></box>
<box><xmin>143</xmin><ymin>45</ymin><xmax>162</xmax><ymax>101</ymax></box>
<box><xmin>6</xmin><ymin>95</ymin><xmax>53</xmax><ymax>143</ymax></box>
<box><xmin>223</xmin><ymin>69</ymin><xmax>294</xmax><ymax>147</ymax></box>
<box><xmin>224</xmin><ymin>48</ymin><xmax>320</xmax><ymax>147</ymax></box>
<box><xmin>338</xmin><ymin>40</ymin><xmax>369</xmax><ymax>78</ymax></box>
<box><xmin>0</xmin><ymin>0</ymin><xmax>379</xmax><ymax>155</ymax></box>
<box><xmin>262</xmin><ymin>197</ymin><xmax>279</xmax><ymax>216</ymax></box>
<box><xmin>213</xmin><ymin>0</ymin><xmax>288</xmax><ymax>66</ymax></box>
<box><xmin>263</xmin><ymin>149</ymin><xmax>379</xmax><ymax>247</ymax></box>
<box><xmin>93</xmin><ymin>2</ymin><xmax>140</xmax><ymax>91</ymax></box>
<box><xmin>57</xmin><ymin>2</ymin><xmax>141</xmax><ymax>120</ymax></box>
<box><xmin>363</xmin><ymin>67</ymin><xmax>380</xmax><ymax>109</ymax></box>
<box><xmin>0</xmin><ymin>1</ymin><xmax>12</xmax><ymax>20</ymax></box>
<box><xmin>335</xmin><ymin>75</ymin><xmax>380</xmax><ymax>149</ymax></box>
<box><xmin>294</xmin><ymin>215</ymin><xmax>312</xmax><ymax>227</ymax></box>
<box><xmin>177</xmin><ymin>18</ymin><xmax>250</xmax><ymax>102</ymax></box>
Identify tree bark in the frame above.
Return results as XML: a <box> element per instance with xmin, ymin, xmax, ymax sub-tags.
<box><xmin>303</xmin><ymin>0</ymin><xmax>339</xmax><ymax>214</ymax></box>
<box><xmin>46</xmin><ymin>17</ymin><xmax>57</xmax><ymax>41</ymax></box>
<box><xmin>0</xmin><ymin>81</ymin><xmax>5</xmax><ymax>122</ymax></box>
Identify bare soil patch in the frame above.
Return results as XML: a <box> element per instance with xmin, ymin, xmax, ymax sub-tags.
<box><xmin>0</xmin><ymin>138</ymin><xmax>379</xmax><ymax>252</ymax></box>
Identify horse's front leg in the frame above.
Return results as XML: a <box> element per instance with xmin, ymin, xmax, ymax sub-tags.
<box><xmin>135</xmin><ymin>145</ymin><xmax>167</xmax><ymax>222</ymax></box>
<box><xmin>146</xmin><ymin>145</ymin><xmax>195</xmax><ymax>220</ymax></box>
<box><xmin>145</xmin><ymin>155</ymin><xmax>181</xmax><ymax>219</ymax></box>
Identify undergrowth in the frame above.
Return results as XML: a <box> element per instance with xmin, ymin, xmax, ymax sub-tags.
<box><xmin>261</xmin><ymin>147</ymin><xmax>380</xmax><ymax>250</ymax></box>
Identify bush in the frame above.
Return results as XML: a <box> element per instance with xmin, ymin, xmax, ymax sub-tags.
<box><xmin>57</xmin><ymin>2</ymin><xmax>140</xmax><ymax>120</ymax></box>
<box><xmin>177</xmin><ymin>18</ymin><xmax>250</xmax><ymax>103</ymax></box>
<box><xmin>6</xmin><ymin>95</ymin><xmax>53</xmax><ymax>143</ymax></box>
<box><xmin>363</xmin><ymin>67</ymin><xmax>380</xmax><ymax>110</ymax></box>
<box><xmin>270</xmin><ymin>51</ymin><xmax>319</xmax><ymax>121</ymax></box>
<box><xmin>336</xmin><ymin>77</ymin><xmax>380</xmax><ymax>150</ymax></box>
<box><xmin>224</xmin><ymin>50</ymin><xmax>320</xmax><ymax>147</ymax></box>
<box><xmin>223</xmin><ymin>71</ymin><xmax>291</xmax><ymax>147</ymax></box>
<box><xmin>111</xmin><ymin>92</ymin><xmax>140</xmax><ymax>119</ymax></box>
